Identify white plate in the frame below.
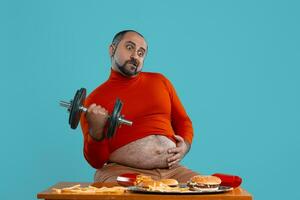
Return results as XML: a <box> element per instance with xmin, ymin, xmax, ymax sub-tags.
<box><xmin>127</xmin><ymin>185</ymin><xmax>233</xmax><ymax>194</ymax></box>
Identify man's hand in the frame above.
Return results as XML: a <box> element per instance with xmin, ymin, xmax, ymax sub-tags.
<box><xmin>86</xmin><ymin>103</ymin><xmax>109</xmax><ymax>140</ymax></box>
<box><xmin>167</xmin><ymin>135</ymin><xmax>190</xmax><ymax>169</ymax></box>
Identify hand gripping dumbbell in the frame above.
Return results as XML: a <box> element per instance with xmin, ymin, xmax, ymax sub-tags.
<box><xmin>59</xmin><ymin>88</ymin><xmax>132</xmax><ymax>138</ymax></box>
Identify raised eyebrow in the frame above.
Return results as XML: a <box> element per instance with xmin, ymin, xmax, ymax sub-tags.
<box><xmin>139</xmin><ymin>47</ymin><xmax>146</xmax><ymax>53</ymax></box>
<box><xmin>125</xmin><ymin>41</ymin><xmax>136</xmax><ymax>47</ymax></box>
<box><xmin>126</xmin><ymin>41</ymin><xmax>146</xmax><ymax>52</ymax></box>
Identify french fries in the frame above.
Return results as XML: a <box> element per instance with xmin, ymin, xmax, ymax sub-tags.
<box><xmin>52</xmin><ymin>184</ymin><xmax>126</xmax><ymax>194</ymax></box>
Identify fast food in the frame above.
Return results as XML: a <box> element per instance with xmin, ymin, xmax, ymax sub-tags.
<box><xmin>52</xmin><ymin>184</ymin><xmax>126</xmax><ymax>194</ymax></box>
<box><xmin>137</xmin><ymin>180</ymin><xmax>183</xmax><ymax>192</ymax></box>
<box><xmin>136</xmin><ymin>180</ymin><xmax>166</xmax><ymax>189</ymax></box>
<box><xmin>134</xmin><ymin>174</ymin><xmax>153</xmax><ymax>185</ymax></box>
<box><xmin>160</xmin><ymin>179</ymin><xmax>179</xmax><ymax>187</ymax></box>
<box><xmin>187</xmin><ymin>175</ymin><xmax>221</xmax><ymax>191</ymax></box>
<box><xmin>133</xmin><ymin>176</ymin><xmax>175</xmax><ymax>192</ymax></box>
<box><xmin>134</xmin><ymin>178</ymin><xmax>186</xmax><ymax>192</ymax></box>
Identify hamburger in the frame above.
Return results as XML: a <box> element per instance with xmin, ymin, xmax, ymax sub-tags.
<box><xmin>187</xmin><ymin>175</ymin><xmax>221</xmax><ymax>191</ymax></box>
<box><xmin>160</xmin><ymin>179</ymin><xmax>179</xmax><ymax>187</ymax></box>
<box><xmin>136</xmin><ymin>180</ymin><xmax>167</xmax><ymax>189</ymax></box>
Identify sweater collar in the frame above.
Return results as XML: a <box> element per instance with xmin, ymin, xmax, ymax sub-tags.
<box><xmin>108</xmin><ymin>68</ymin><xmax>141</xmax><ymax>82</ymax></box>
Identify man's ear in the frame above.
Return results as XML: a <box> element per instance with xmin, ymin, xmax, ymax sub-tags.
<box><xmin>109</xmin><ymin>44</ymin><xmax>116</xmax><ymax>58</ymax></box>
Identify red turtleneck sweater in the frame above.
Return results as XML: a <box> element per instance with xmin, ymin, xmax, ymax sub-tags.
<box><xmin>80</xmin><ymin>69</ymin><xmax>194</xmax><ymax>169</ymax></box>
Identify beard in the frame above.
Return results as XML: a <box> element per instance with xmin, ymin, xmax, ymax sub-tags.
<box><xmin>115</xmin><ymin>58</ymin><xmax>142</xmax><ymax>77</ymax></box>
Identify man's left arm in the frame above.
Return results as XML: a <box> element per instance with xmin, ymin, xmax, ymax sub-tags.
<box><xmin>167</xmin><ymin>135</ymin><xmax>192</xmax><ymax>169</ymax></box>
<box><xmin>162</xmin><ymin>76</ymin><xmax>194</xmax><ymax>169</ymax></box>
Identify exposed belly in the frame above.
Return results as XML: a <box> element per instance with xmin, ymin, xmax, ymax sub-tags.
<box><xmin>108</xmin><ymin>135</ymin><xmax>176</xmax><ymax>169</ymax></box>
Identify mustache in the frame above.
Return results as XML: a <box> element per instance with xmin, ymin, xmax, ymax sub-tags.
<box><xmin>125</xmin><ymin>58</ymin><xmax>139</xmax><ymax>67</ymax></box>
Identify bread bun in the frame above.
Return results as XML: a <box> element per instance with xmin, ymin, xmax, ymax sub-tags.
<box><xmin>190</xmin><ymin>175</ymin><xmax>221</xmax><ymax>185</ymax></box>
<box><xmin>160</xmin><ymin>179</ymin><xmax>179</xmax><ymax>187</ymax></box>
<box><xmin>137</xmin><ymin>180</ymin><xmax>166</xmax><ymax>188</ymax></box>
<box><xmin>187</xmin><ymin>175</ymin><xmax>221</xmax><ymax>191</ymax></box>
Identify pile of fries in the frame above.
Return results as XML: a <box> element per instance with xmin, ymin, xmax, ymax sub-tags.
<box><xmin>52</xmin><ymin>184</ymin><xmax>126</xmax><ymax>194</ymax></box>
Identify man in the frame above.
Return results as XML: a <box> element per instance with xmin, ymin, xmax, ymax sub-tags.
<box><xmin>80</xmin><ymin>30</ymin><xmax>199</xmax><ymax>182</ymax></box>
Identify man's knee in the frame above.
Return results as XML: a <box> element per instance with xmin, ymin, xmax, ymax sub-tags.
<box><xmin>94</xmin><ymin>170</ymin><xmax>118</xmax><ymax>183</ymax></box>
<box><xmin>94</xmin><ymin>174</ymin><xmax>118</xmax><ymax>183</ymax></box>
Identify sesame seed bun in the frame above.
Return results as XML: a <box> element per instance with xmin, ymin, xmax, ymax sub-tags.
<box><xmin>190</xmin><ymin>175</ymin><xmax>221</xmax><ymax>185</ymax></box>
<box><xmin>187</xmin><ymin>175</ymin><xmax>221</xmax><ymax>191</ymax></box>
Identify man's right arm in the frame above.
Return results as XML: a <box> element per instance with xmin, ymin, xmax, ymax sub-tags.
<box><xmin>86</xmin><ymin>104</ymin><xmax>109</xmax><ymax>140</ymax></box>
<box><xmin>80</xmin><ymin>103</ymin><xmax>110</xmax><ymax>169</ymax></box>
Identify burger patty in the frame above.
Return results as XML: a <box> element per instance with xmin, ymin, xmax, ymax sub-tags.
<box><xmin>187</xmin><ymin>182</ymin><xmax>219</xmax><ymax>188</ymax></box>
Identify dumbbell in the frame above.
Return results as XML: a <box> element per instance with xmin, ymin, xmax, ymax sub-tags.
<box><xmin>59</xmin><ymin>88</ymin><xmax>132</xmax><ymax>138</ymax></box>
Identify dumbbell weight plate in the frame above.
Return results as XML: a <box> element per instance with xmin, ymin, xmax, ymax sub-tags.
<box><xmin>69</xmin><ymin>88</ymin><xmax>86</xmax><ymax>129</ymax></box>
<box><xmin>107</xmin><ymin>98</ymin><xmax>123</xmax><ymax>138</ymax></box>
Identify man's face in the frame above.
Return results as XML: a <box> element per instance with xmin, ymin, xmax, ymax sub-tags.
<box><xmin>111</xmin><ymin>32</ymin><xmax>147</xmax><ymax>77</ymax></box>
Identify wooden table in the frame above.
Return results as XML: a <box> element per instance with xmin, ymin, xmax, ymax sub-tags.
<box><xmin>37</xmin><ymin>182</ymin><xmax>253</xmax><ymax>200</ymax></box>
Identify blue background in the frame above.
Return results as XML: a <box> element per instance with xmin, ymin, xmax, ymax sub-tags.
<box><xmin>1</xmin><ymin>0</ymin><xmax>299</xmax><ymax>199</ymax></box>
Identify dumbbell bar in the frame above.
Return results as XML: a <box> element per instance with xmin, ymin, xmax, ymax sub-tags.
<box><xmin>59</xmin><ymin>88</ymin><xmax>132</xmax><ymax>138</ymax></box>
